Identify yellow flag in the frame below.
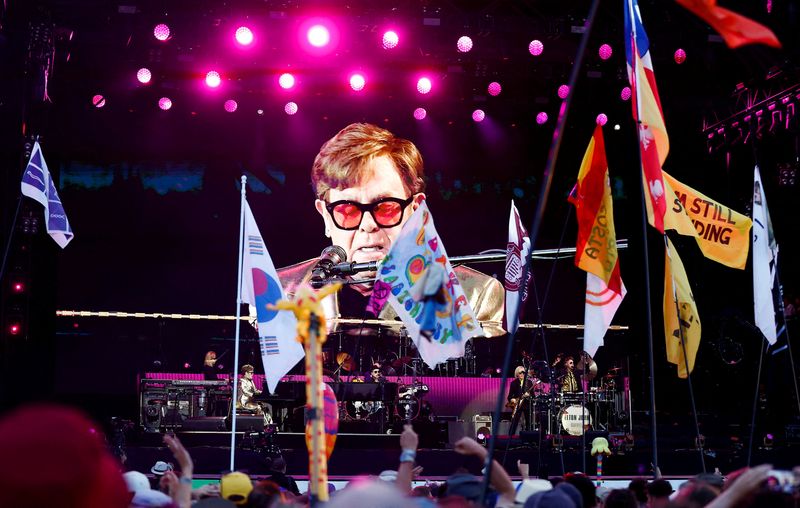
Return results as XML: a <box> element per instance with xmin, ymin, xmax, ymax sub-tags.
<box><xmin>662</xmin><ymin>172</ymin><xmax>752</xmax><ymax>269</ymax></box>
<box><xmin>664</xmin><ymin>238</ymin><xmax>701</xmax><ymax>378</ymax></box>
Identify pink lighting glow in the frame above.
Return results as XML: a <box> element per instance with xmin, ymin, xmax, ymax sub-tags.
<box><xmin>457</xmin><ymin>36</ymin><xmax>473</xmax><ymax>53</ymax></box>
<box><xmin>416</xmin><ymin>77</ymin><xmax>432</xmax><ymax>95</ymax></box>
<box><xmin>413</xmin><ymin>108</ymin><xmax>427</xmax><ymax>120</ymax></box>
<box><xmin>158</xmin><ymin>97</ymin><xmax>172</xmax><ymax>110</ymax></box>
<box><xmin>278</xmin><ymin>73</ymin><xmax>295</xmax><ymax>90</ymax></box>
<box><xmin>285</xmin><ymin>102</ymin><xmax>298</xmax><ymax>115</ymax></box>
<box><xmin>235</xmin><ymin>26</ymin><xmax>254</xmax><ymax>46</ymax></box>
<box><xmin>224</xmin><ymin>100</ymin><xmax>238</xmax><ymax>113</ymax></box>
<box><xmin>92</xmin><ymin>94</ymin><xmax>106</xmax><ymax>108</ymax></box>
<box><xmin>382</xmin><ymin>31</ymin><xmax>399</xmax><ymax>49</ymax></box>
<box><xmin>307</xmin><ymin>24</ymin><xmax>330</xmax><ymax>48</ymax></box>
<box><xmin>153</xmin><ymin>23</ymin><xmax>170</xmax><ymax>41</ymax></box>
<box><xmin>349</xmin><ymin>73</ymin><xmax>366</xmax><ymax>91</ymax></box>
<box><xmin>529</xmin><ymin>40</ymin><xmax>544</xmax><ymax>56</ymax></box>
<box><xmin>205</xmin><ymin>71</ymin><xmax>221</xmax><ymax>88</ymax></box>
<box><xmin>487</xmin><ymin>82</ymin><xmax>502</xmax><ymax>96</ymax></box>
<box><xmin>136</xmin><ymin>68</ymin><xmax>152</xmax><ymax>84</ymax></box>
<box><xmin>596</xmin><ymin>113</ymin><xmax>608</xmax><ymax>126</ymax></box>
<box><xmin>557</xmin><ymin>85</ymin><xmax>570</xmax><ymax>99</ymax></box>
<box><xmin>472</xmin><ymin>109</ymin><xmax>485</xmax><ymax>122</ymax></box>
<box><xmin>598</xmin><ymin>43</ymin><xmax>613</xmax><ymax>60</ymax></box>
<box><xmin>674</xmin><ymin>48</ymin><xmax>687</xmax><ymax>64</ymax></box>
<box><xmin>621</xmin><ymin>86</ymin><xmax>632</xmax><ymax>101</ymax></box>
<box><xmin>536</xmin><ymin>112</ymin><xmax>548</xmax><ymax>125</ymax></box>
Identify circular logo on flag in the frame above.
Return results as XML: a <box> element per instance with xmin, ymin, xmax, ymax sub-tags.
<box><xmin>252</xmin><ymin>268</ymin><xmax>282</xmax><ymax>322</ymax></box>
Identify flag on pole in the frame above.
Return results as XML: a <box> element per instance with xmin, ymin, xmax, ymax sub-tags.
<box><xmin>240</xmin><ymin>200</ymin><xmax>303</xmax><ymax>393</ymax></box>
<box><xmin>372</xmin><ymin>201</ymin><xmax>483</xmax><ymax>368</ymax></box>
<box><xmin>568</xmin><ymin>126</ymin><xmax>626</xmax><ymax>357</ymax></box>
<box><xmin>664</xmin><ymin>238</ymin><xmax>701</xmax><ymax>378</ymax></box>
<box><xmin>625</xmin><ymin>0</ymin><xmax>669</xmax><ymax>233</ymax></box>
<box><xmin>662</xmin><ymin>172</ymin><xmax>752</xmax><ymax>270</ymax></box>
<box><xmin>675</xmin><ymin>0</ymin><xmax>781</xmax><ymax>49</ymax></box>
<box><xmin>752</xmin><ymin>166</ymin><xmax>778</xmax><ymax>345</ymax></box>
<box><xmin>20</xmin><ymin>141</ymin><xmax>74</xmax><ymax>248</ymax></box>
<box><xmin>503</xmin><ymin>200</ymin><xmax>531</xmax><ymax>335</ymax></box>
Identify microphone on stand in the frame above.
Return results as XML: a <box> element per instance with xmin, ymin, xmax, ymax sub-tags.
<box><xmin>310</xmin><ymin>245</ymin><xmax>347</xmax><ymax>287</ymax></box>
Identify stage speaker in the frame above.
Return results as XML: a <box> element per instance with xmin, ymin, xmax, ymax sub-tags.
<box><xmin>447</xmin><ymin>421</ymin><xmax>467</xmax><ymax>446</ymax></box>
<box><xmin>471</xmin><ymin>414</ymin><xmax>492</xmax><ymax>439</ymax></box>
<box><xmin>228</xmin><ymin>415</ymin><xmax>266</xmax><ymax>432</ymax></box>
<box><xmin>182</xmin><ymin>417</ymin><xmax>227</xmax><ymax>431</ymax></box>
<box><xmin>497</xmin><ymin>420</ymin><xmax>511</xmax><ymax>436</ymax></box>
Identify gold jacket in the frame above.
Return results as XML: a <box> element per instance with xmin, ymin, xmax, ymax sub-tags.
<box><xmin>277</xmin><ymin>259</ymin><xmax>505</xmax><ymax>337</ymax></box>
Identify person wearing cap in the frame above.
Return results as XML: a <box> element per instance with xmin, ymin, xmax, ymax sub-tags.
<box><xmin>123</xmin><ymin>471</ymin><xmax>174</xmax><ymax>508</ymax></box>
<box><xmin>221</xmin><ymin>471</ymin><xmax>254</xmax><ymax>506</ymax></box>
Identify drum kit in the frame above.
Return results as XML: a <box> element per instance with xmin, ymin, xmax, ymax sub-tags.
<box><xmin>521</xmin><ymin>353</ymin><xmax>628</xmax><ymax>436</ymax></box>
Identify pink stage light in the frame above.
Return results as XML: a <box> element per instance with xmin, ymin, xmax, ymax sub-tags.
<box><xmin>285</xmin><ymin>101</ymin><xmax>298</xmax><ymax>115</ymax></box>
<box><xmin>487</xmin><ymin>82</ymin><xmax>502</xmax><ymax>96</ymax></box>
<box><xmin>136</xmin><ymin>67</ymin><xmax>152</xmax><ymax>84</ymax></box>
<box><xmin>235</xmin><ymin>26</ymin><xmax>254</xmax><ymax>46</ymax></box>
<box><xmin>557</xmin><ymin>84</ymin><xmax>570</xmax><ymax>99</ymax></box>
<box><xmin>413</xmin><ymin>108</ymin><xmax>427</xmax><ymax>120</ymax></box>
<box><xmin>349</xmin><ymin>73</ymin><xmax>366</xmax><ymax>91</ymax></box>
<box><xmin>472</xmin><ymin>109</ymin><xmax>485</xmax><ymax>122</ymax></box>
<box><xmin>92</xmin><ymin>94</ymin><xmax>106</xmax><ymax>108</ymax></box>
<box><xmin>457</xmin><ymin>36</ymin><xmax>473</xmax><ymax>53</ymax></box>
<box><xmin>674</xmin><ymin>48</ymin><xmax>687</xmax><ymax>64</ymax></box>
<box><xmin>620</xmin><ymin>86</ymin><xmax>632</xmax><ymax>101</ymax></box>
<box><xmin>278</xmin><ymin>73</ymin><xmax>295</xmax><ymax>90</ymax></box>
<box><xmin>416</xmin><ymin>77</ymin><xmax>432</xmax><ymax>95</ymax></box>
<box><xmin>158</xmin><ymin>97</ymin><xmax>172</xmax><ymax>110</ymax></box>
<box><xmin>529</xmin><ymin>40</ymin><xmax>544</xmax><ymax>56</ymax></box>
<box><xmin>205</xmin><ymin>71</ymin><xmax>221</xmax><ymax>88</ymax></box>
<box><xmin>153</xmin><ymin>23</ymin><xmax>170</xmax><ymax>41</ymax></box>
<box><xmin>224</xmin><ymin>99</ymin><xmax>238</xmax><ymax>113</ymax></box>
<box><xmin>536</xmin><ymin>112</ymin><xmax>548</xmax><ymax>125</ymax></box>
<box><xmin>598</xmin><ymin>43</ymin><xmax>613</xmax><ymax>60</ymax></box>
<box><xmin>596</xmin><ymin>113</ymin><xmax>608</xmax><ymax>126</ymax></box>
<box><xmin>382</xmin><ymin>31</ymin><xmax>399</xmax><ymax>49</ymax></box>
<box><xmin>307</xmin><ymin>24</ymin><xmax>330</xmax><ymax>48</ymax></box>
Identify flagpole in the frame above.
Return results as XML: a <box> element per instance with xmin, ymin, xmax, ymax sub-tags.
<box><xmin>480</xmin><ymin>0</ymin><xmax>602</xmax><ymax>500</ymax></box>
<box><xmin>627</xmin><ymin>0</ymin><xmax>660</xmax><ymax>475</ymax></box>
<box><xmin>230</xmin><ymin>175</ymin><xmax>248</xmax><ymax>471</ymax></box>
<box><xmin>664</xmin><ymin>236</ymin><xmax>706</xmax><ymax>473</ymax></box>
<box><xmin>746</xmin><ymin>336</ymin><xmax>766</xmax><ymax>466</ymax></box>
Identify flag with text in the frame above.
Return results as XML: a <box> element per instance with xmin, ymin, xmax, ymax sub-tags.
<box><xmin>20</xmin><ymin>141</ymin><xmax>74</xmax><ymax>248</ymax></box>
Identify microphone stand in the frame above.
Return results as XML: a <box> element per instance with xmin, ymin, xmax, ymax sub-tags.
<box><xmin>322</xmin><ymin>240</ymin><xmax>629</xmax><ymax>283</ymax></box>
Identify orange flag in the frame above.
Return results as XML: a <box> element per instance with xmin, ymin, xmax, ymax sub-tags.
<box><xmin>676</xmin><ymin>0</ymin><xmax>781</xmax><ymax>49</ymax></box>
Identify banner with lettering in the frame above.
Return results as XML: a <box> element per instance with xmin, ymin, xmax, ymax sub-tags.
<box><xmin>373</xmin><ymin>201</ymin><xmax>483</xmax><ymax>368</ymax></box>
<box><xmin>662</xmin><ymin>172</ymin><xmax>752</xmax><ymax>269</ymax></box>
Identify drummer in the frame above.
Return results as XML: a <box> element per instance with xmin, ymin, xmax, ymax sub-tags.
<box><xmin>362</xmin><ymin>363</ymin><xmax>385</xmax><ymax>383</ymax></box>
<box><xmin>558</xmin><ymin>356</ymin><xmax>579</xmax><ymax>393</ymax></box>
<box><xmin>276</xmin><ymin>123</ymin><xmax>505</xmax><ymax>367</ymax></box>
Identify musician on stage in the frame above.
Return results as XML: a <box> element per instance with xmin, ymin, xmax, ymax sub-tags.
<box><xmin>202</xmin><ymin>351</ymin><xmax>218</xmax><ymax>381</ymax></box>
<box><xmin>507</xmin><ymin>366</ymin><xmax>535</xmax><ymax>433</ymax></box>
<box><xmin>559</xmin><ymin>356</ymin><xmax>579</xmax><ymax>393</ymax></box>
<box><xmin>277</xmin><ymin>123</ymin><xmax>505</xmax><ymax>364</ymax></box>
<box><xmin>362</xmin><ymin>363</ymin><xmax>385</xmax><ymax>383</ymax></box>
<box><xmin>236</xmin><ymin>364</ymin><xmax>272</xmax><ymax>424</ymax></box>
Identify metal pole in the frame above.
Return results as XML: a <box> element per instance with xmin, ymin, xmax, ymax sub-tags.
<box><xmin>229</xmin><ymin>175</ymin><xmax>248</xmax><ymax>471</ymax></box>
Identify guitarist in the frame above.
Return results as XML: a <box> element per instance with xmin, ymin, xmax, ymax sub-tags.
<box><xmin>506</xmin><ymin>366</ymin><xmax>536</xmax><ymax>434</ymax></box>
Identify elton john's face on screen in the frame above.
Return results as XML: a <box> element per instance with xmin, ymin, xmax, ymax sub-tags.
<box><xmin>315</xmin><ymin>154</ymin><xmax>422</xmax><ymax>290</ymax></box>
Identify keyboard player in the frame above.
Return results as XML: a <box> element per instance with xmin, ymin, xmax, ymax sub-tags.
<box><xmin>237</xmin><ymin>364</ymin><xmax>273</xmax><ymax>425</ymax></box>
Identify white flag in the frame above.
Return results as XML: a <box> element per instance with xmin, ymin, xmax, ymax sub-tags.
<box><xmin>20</xmin><ymin>141</ymin><xmax>73</xmax><ymax>248</ymax></box>
<box><xmin>752</xmin><ymin>166</ymin><xmax>778</xmax><ymax>344</ymax></box>
<box><xmin>584</xmin><ymin>273</ymin><xmax>627</xmax><ymax>357</ymax></box>
<box><xmin>503</xmin><ymin>200</ymin><xmax>531</xmax><ymax>334</ymax></box>
<box><xmin>240</xmin><ymin>200</ymin><xmax>303</xmax><ymax>392</ymax></box>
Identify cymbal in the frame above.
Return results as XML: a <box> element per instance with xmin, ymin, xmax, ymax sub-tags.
<box><xmin>576</xmin><ymin>351</ymin><xmax>598</xmax><ymax>381</ymax></box>
<box><xmin>607</xmin><ymin>367</ymin><xmax>621</xmax><ymax>372</ymax></box>
<box><xmin>336</xmin><ymin>352</ymin><xmax>355</xmax><ymax>372</ymax></box>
